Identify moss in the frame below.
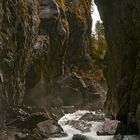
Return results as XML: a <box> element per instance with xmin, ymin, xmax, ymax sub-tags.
<box><xmin>56</xmin><ymin>0</ymin><xmax>69</xmax><ymax>30</ymax></box>
<box><xmin>19</xmin><ymin>0</ymin><xmax>29</xmax><ymax>25</ymax></box>
<box><xmin>65</xmin><ymin>0</ymin><xmax>87</xmax><ymax>24</ymax></box>
<box><xmin>62</xmin><ymin>19</ymin><xmax>69</xmax><ymax>30</ymax></box>
<box><xmin>0</xmin><ymin>0</ymin><xmax>92</xmax><ymax>107</ymax></box>
<box><xmin>1</xmin><ymin>0</ymin><xmax>40</xmax><ymax>105</ymax></box>
<box><xmin>56</xmin><ymin>0</ymin><xmax>65</xmax><ymax>9</ymax></box>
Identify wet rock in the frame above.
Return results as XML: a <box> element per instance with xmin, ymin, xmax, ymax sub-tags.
<box><xmin>59</xmin><ymin>72</ymin><xmax>87</xmax><ymax>90</ymax></box>
<box><xmin>53</xmin><ymin>72</ymin><xmax>93</xmax><ymax>107</ymax></box>
<box><xmin>0</xmin><ymin>128</ymin><xmax>18</xmax><ymax>140</ymax></box>
<box><xmin>72</xmin><ymin>134</ymin><xmax>87</xmax><ymax>140</ymax></box>
<box><xmin>62</xmin><ymin>106</ymin><xmax>77</xmax><ymax>114</ymax></box>
<box><xmin>43</xmin><ymin>72</ymin><xmax>91</xmax><ymax>107</ymax></box>
<box><xmin>136</xmin><ymin>104</ymin><xmax>140</xmax><ymax>136</ymax></box>
<box><xmin>6</xmin><ymin>108</ymin><xmax>48</xmax><ymax>130</ymax></box>
<box><xmin>113</xmin><ymin>135</ymin><xmax>124</xmax><ymax>140</ymax></box>
<box><xmin>51</xmin><ymin>132</ymin><xmax>68</xmax><ymax>138</ymax></box>
<box><xmin>15</xmin><ymin>132</ymin><xmax>39</xmax><ymax>140</ymax></box>
<box><xmin>7</xmin><ymin>107</ymin><xmax>29</xmax><ymax>119</ymax></box>
<box><xmin>79</xmin><ymin>112</ymin><xmax>105</xmax><ymax>122</ymax></box>
<box><xmin>97</xmin><ymin>120</ymin><xmax>127</xmax><ymax>135</ymax></box>
<box><xmin>45</xmin><ymin>107</ymin><xmax>64</xmax><ymax>120</ymax></box>
<box><xmin>69</xmin><ymin>120</ymin><xmax>92</xmax><ymax>133</ymax></box>
<box><xmin>3</xmin><ymin>105</ymin><xmax>66</xmax><ymax>139</ymax></box>
<box><xmin>36</xmin><ymin>120</ymin><xmax>63</xmax><ymax>138</ymax></box>
<box><xmin>21</xmin><ymin>112</ymin><xmax>48</xmax><ymax>130</ymax></box>
<box><xmin>25</xmin><ymin>106</ymin><xmax>46</xmax><ymax>114</ymax></box>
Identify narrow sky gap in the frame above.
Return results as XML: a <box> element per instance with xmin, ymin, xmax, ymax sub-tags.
<box><xmin>92</xmin><ymin>3</ymin><xmax>101</xmax><ymax>32</ymax></box>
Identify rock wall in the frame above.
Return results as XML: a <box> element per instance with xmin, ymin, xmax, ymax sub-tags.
<box><xmin>65</xmin><ymin>0</ymin><xmax>92</xmax><ymax>69</ymax></box>
<box><xmin>0</xmin><ymin>0</ymin><xmax>40</xmax><ymax>106</ymax></box>
<box><xmin>0</xmin><ymin>0</ymin><xmax>92</xmax><ymax>108</ymax></box>
<box><xmin>95</xmin><ymin>0</ymin><xmax>140</xmax><ymax>130</ymax></box>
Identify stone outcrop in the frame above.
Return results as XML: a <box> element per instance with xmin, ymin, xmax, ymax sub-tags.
<box><xmin>2</xmin><ymin>0</ymin><xmax>140</xmax><ymax>136</ymax></box>
<box><xmin>0</xmin><ymin>106</ymin><xmax>65</xmax><ymax>140</ymax></box>
<box><xmin>0</xmin><ymin>0</ymin><xmax>91</xmax><ymax>105</ymax></box>
<box><xmin>65</xmin><ymin>0</ymin><xmax>92</xmax><ymax>69</ymax></box>
<box><xmin>24</xmin><ymin>0</ymin><xmax>93</xmax><ymax>107</ymax></box>
<box><xmin>0</xmin><ymin>0</ymin><xmax>93</xmax><ymax>126</ymax></box>
<box><xmin>0</xmin><ymin>0</ymin><xmax>40</xmax><ymax>106</ymax></box>
<box><xmin>95</xmin><ymin>0</ymin><xmax>140</xmax><ymax>133</ymax></box>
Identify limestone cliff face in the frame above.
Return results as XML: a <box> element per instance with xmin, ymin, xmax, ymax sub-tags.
<box><xmin>0</xmin><ymin>0</ymin><xmax>40</xmax><ymax>106</ymax></box>
<box><xmin>65</xmin><ymin>0</ymin><xmax>92</xmax><ymax>69</ymax></box>
<box><xmin>0</xmin><ymin>0</ymin><xmax>92</xmax><ymax>108</ymax></box>
<box><xmin>95</xmin><ymin>0</ymin><xmax>140</xmax><ymax>128</ymax></box>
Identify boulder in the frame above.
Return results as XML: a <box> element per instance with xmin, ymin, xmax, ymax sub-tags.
<box><xmin>72</xmin><ymin>134</ymin><xmax>87</xmax><ymax>140</ymax></box>
<box><xmin>36</xmin><ymin>120</ymin><xmax>63</xmax><ymax>138</ymax></box>
<box><xmin>53</xmin><ymin>72</ymin><xmax>89</xmax><ymax>106</ymax></box>
<box><xmin>69</xmin><ymin>120</ymin><xmax>92</xmax><ymax>133</ymax></box>
<box><xmin>15</xmin><ymin>133</ymin><xmax>39</xmax><ymax>140</ymax></box>
<box><xmin>79</xmin><ymin>112</ymin><xmax>105</xmax><ymax>122</ymax></box>
<box><xmin>21</xmin><ymin>112</ymin><xmax>48</xmax><ymax>130</ymax></box>
<box><xmin>6</xmin><ymin>108</ymin><xmax>48</xmax><ymax>130</ymax></box>
<box><xmin>51</xmin><ymin>132</ymin><xmax>68</xmax><ymax>138</ymax></box>
<box><xmin>5</xmin><ymin>106</ymin><xmax>65</xmax><ymax>139</ymax></box>
<box><xmin>97</xmin><ymin>120</ymin><xmax>127</xmax><ymax>135</ymax></box>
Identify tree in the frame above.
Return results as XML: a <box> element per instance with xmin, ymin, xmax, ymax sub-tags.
<box><xmin>91</xmin><ymin>20</ymin><xmax>107</xmax><ymax>59</ymax></box>
<box><xmin>95</xmin><ymin>20</ymin><xmax>107</xmax><ymax>58</ymax></box>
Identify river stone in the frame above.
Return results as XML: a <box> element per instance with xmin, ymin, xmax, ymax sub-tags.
<box><xmin>79</xmin><ymin>112</ymin><xmax>105</xmax><ymax>122</ymax></box>
<box><xmin>69</xmin><ymin>120</ymin><xmax>92</xmax><ymax>133</ymax></box>
<box><xmin>72</xmin><ymin>134</ymin><xmax>87</xmax><ymax>140</ymax></box>
<box><xmin>36</xmin><ymin>120</ymin><xmax>63</xmax><ymax>138</ymax></box>
<box><xmin>97</xmin><ymin>119</ymin><xmax>129</xmax><ymax>135</ymax></box>
<box><xmin>97</xmin><ymin>120</ymin><xmax>124</xmax><ymax>135</ymax></box>
<box><xmin>15</xmin><ymin>132</ymin><xmax>39</xmax><ymax>140</ymax></box>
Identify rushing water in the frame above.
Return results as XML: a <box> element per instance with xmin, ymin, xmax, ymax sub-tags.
<box><xmin>49</xmin><ymin>110</ymin><xmax>139</xmax><ymax>140</ymax></box>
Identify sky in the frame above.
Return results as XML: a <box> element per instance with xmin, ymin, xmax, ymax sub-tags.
<box><xmin>92</xmin><ymin>3</ymin><xmax>101</xmax><ymax>32</ymax></box>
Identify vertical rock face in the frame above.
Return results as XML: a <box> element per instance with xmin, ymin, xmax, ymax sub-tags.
<box><xmin>0</xmin><ymin>0</ymin><xmax>40</xmax><ymax>106</ymax></box>
<box><xmin>65</xmin><ymin>0</ymin><xmax>92</xmax><ymax>69</ymax></box>
<box><xmin>95</xmin><ymin>0</ymin><xmax>140</xmax><ymax>128</ymax></box>
<box><xmin>0</xmin><ymin>0</ymin><xmax>92</xmax><ymax>108</ymax></box>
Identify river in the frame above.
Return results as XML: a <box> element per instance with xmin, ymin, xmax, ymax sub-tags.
<box><xmin>49</xmin><ymin>110</ymin><xmax>139</xmax><ymax>140</ymax></box>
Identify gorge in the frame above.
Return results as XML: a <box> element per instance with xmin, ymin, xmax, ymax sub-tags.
<box><xmin>0</xmin><ymin>0</ymin><xmax>140</xmax><ymax>139</ymax></box>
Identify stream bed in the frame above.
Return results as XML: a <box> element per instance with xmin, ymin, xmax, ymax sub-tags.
<box><xmin>49</xmin><ymin>110</ymin><xmax>139</xmax><ymax>140</ymax></box>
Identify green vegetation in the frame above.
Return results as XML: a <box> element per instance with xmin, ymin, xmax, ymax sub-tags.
<box><xmin>89</xmin><ymin>21</ymin><xmax>107</xmax><ymax>83</ymax></box>
<box><xmin>91</xmin><ymin>21</ymin><xmax>107</xmax><ymax>60</ymax></box>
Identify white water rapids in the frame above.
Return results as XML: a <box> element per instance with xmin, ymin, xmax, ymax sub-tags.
<box><xmin>49</xmin><ymin>110</ymin><xmax>139</xmax><ymax>140</ymax></box>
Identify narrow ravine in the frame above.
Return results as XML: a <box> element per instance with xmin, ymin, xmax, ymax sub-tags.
<box><xmin>49</xmin><ymin>110</ymin><xmax>139</xmax><ymax>140</ymax></box>
<box><xmin>1</xmin><ymin>0</ymin><xmax>140</xmax><ymax>139</ymax></box>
